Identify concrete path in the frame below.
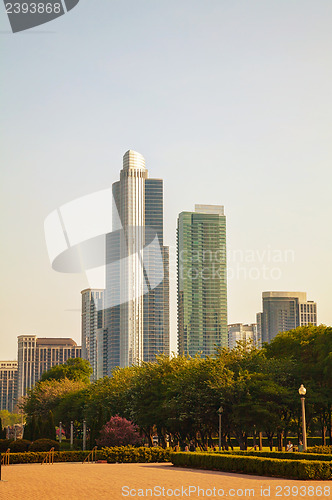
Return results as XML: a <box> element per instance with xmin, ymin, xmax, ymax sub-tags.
<box><xmin>0</xmin><ymin>462</ymin><xmax>330</xmax><ymax>499</ymax></box>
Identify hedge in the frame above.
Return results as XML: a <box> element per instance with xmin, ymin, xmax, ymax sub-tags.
<box><xmin>212</xmin><ymin>436</ymin><xmax>329</xmax><ymax>447</ymax></box>
<box><xmin>171</xmin><ymin>452</ymin><xmax>332</xmax><ymax>480</ymax></box>
<box><xmin>307</xmin><ymin>446</ymin><xmax>332</xmax><ymax>455</ymax></box>
<box><xmin>29</xmin><ymin>439</ymin><xmax>59</xmax><ymax>452</ymax></box>
<box><xmin>0</xmin><ymin>439</ymin><xmax>13</xmax><ymax>452</ymax></box>
<box><xmin>101</xmin><ymin>446</ymin><xmax>171</xmax><ymax>463</ymax></box>
<box><xmin>214</xmin><ymin>449</ymin><xmax>332</xmax><ymax>462</ymax></box>
<box><xmin>8</xmin><ymin>440</ymin><xmax>31</xmax><ymax>453</ymax></box>
<box><xmin>3</xmin><ymin>446</ymin><xmax>171</xmax><ymax>465</ymax></box>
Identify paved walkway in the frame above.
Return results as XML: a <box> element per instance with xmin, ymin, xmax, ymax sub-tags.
<box><xmin>0</xmin><ymin>462</ymin><xmax>330</xmax><ymax>499</ymax></box>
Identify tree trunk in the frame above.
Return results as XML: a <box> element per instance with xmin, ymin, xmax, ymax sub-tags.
<box><xmin>284</xmin><ymin>430</ymin><xmax>288</xmax><ymax>451</ymax></box>
<box><xmin>228</xmin><ymin>433</ymin><xmax>234</xmax><ymax>450</ymax></box>
<box><xmin>253</xmin><ymin>429</ymin><xmax>257</xmax><ymax>450</ymax></box>
<box><xmin>259</xmin><ymin>432</ymin><xmax>263</xmax><ymax>451</ymax></box>
<box><xmin>265</xmin><ymin>431</ymin><xmax>274</xmax><ymax>451</ymax></box>
<box><xmin>277</xmin><ymin>431</ymin><xmax>283</xmax><ymax>451</ymax></box>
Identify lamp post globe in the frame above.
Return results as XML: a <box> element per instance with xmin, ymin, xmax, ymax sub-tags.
<box><xmin>298</xmin><ymin>384</ymin><xmax>306</xmax><ymax>396</ymax></box>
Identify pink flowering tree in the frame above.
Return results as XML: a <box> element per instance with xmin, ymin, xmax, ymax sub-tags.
<box><xmin>96</xmin><ymin>416</ymin><xmax>141</xmax><ymax>447</ymax></box>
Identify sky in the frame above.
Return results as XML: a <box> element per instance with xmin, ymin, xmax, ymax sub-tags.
<box><xmin>1</xmin><ymin>0</ymin><xmax>332</xmax><ymax>360</ymax></box>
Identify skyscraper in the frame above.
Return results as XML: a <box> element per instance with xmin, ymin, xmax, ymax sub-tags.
<box><xmin>81</xmin><ymin>289</ymin><xmax>104</xmax><ymax>381</ymax></box>
<box><xmin>258</xmin><ymin>291</ymin><xmax>317</xmax><ymax>343</ymax></box>
<box><xmin>177</xmin><ymin>205</ymin><xmax>227</xmax><ymax>357</ymax></box>
<box><xmin>17</xmin><ymin>336</ymin><xmax>81</xmax><ymax>399</ymax></box>
<box><xmin>0</xmin><ymin>361</ymin><xmax>18</xmax><ymax>412</ymax></box>
<box><xmin>103</xmin><ymin>150</ymin><xmax>169</xmax><ymax>374</ymax></box>
<box><xmin>228</xmin><ymin>324</ymin><xmax>258</xmax><ymax>350</ymax></box>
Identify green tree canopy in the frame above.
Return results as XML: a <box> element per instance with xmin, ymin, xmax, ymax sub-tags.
<box><xmin>40</xmin><ymin>357</ymin><xmax>92</xmax><ymax>383</ymax></box>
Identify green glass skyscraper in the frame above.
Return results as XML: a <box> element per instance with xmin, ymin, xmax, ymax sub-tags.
<box><xmin>177</xmin><ymin>205</ymin><xmax>227</xmax><ymax>356</ymax></box>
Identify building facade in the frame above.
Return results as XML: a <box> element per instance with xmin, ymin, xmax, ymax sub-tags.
<box><xmin>102</xmin><ymin>150</ymin><xmax>169</xmax><ymax>374</ymax></box>
<box><xmin>177</xmin><ymin>205</ymin><xmax>227</xmax><ymax>357</ymax></box>
<box><xmin>81</xmin><ymin>289</ymin><xmax>104</xmax><ymax>380</ymax></box>
<box><xmin>258</xmin><ymin>291</ymin><xmax>317</xmax><ymax>343</ymax></box>
<box><xmin>228</xmin><ymin>323</ymin><xmax>258</xmax><ymax>350</ymax></box>
<box><xmin>17</xmin><ymin>336</ymin><xmax>81</xmax><ymax>399</ymax></box>
<box><xmin>0</xmin><ymin>361</ymin><xmax>18</xmax><ymax>412</ymax></box>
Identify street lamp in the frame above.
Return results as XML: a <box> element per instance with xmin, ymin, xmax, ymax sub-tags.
<box><xmin>83</xmin><ymin>420</ymin><xmax>87</xmax><ymax>451</ymax></box>
<box><xmin>298</xmin><ymin>384</ymin><xmax>307</xmax><ymax>451</ymax></box>
<box><xmin>217</xmin><ymin>406</ymin><xmax>223</xmax><ymax>451</ymax></box>
<box><xmin>70</xmin><ymin>421</ymin><xmax>74</xmax><ymax>450</ymax></box>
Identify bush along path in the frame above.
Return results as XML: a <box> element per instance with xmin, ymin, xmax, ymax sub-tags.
<box><xmin>171</xmin><ymin>452</ymin><xmax>332</xmax><ymax>480</ymax></box>
<box><xmin>5</xmin><ymin>446</ymin><xmax>171</xmax><ymax>465</ymax></box>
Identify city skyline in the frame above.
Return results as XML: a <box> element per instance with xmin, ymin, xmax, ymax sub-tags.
<box><xmin>2</xmin><ymin>2</ymin><xmax>332</xmax><ymax>360</ymax></box>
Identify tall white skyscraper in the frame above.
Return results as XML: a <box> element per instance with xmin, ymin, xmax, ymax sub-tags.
<box><xmin>101</xmin><ymin>150</ymin><xmax>169</xmax><ymax>374</ymax></box>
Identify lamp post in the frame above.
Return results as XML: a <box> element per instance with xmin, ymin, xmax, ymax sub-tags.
<box><xmin>70</xmin><ymin>421</ymin><xmax>74</xmax><ymax>450</ymax></box>
<box><xmin>298</xmin><ymin>384</ymin><xmax>307</xmax><ymax>451</ymax></box>
<box><xmin>59</xmin><ymin>421</ymin><xmax>62</xmax><ymax>445</ymax></box>
<box><xmin>83</xmin><ymin>420</ymin><xmax>86</xmax><ymax>451</ymax></box>
<box><xmin>217</xmin><ymin>406</ymin><xmax>223</xmax><ymax>451</ymax></box>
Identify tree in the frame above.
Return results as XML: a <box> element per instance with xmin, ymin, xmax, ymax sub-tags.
<box><xmin>0</xmin><ymin>410</ymin><xmax>21</xmax><ymax>427</ymax></box>
<box><xmin>264</xmin><ymin>325</ymin><xmax>332</xmax><ymax>445</ymax></box>
<box><xmin>23</xmin><ymin>378</ymin><xmax>88</xmax><ymax>421</ymax></box>
<box><xmin>43</xmin><ymin>410</ymin><xmax>56</xmax><ymax>440</ymax></box>
<box><xmin>40</xmin><ymin>358</ymin><xmax>92</xmax><ymax>384</ymax></box>
<box><xmin>96</xmin><ymin>416</ymin><xmax>141</xmax><ymax>447</ymax></box>
<box><xmin>0</xmin><ymin>418</ymin><xmax>6</xmax><ymax>439</ymax></box>
<box><xmin>24</xmin><ymin>415</ymin><xmax>40</xmax><ymax>441</ymax></box>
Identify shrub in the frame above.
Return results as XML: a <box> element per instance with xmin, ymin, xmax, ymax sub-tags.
<box><xmin>306</xmin><ymin>445</ymin><xmax>332</xmax><ymax>455</ymax></box>
<box><xmin>97</xmin><ymin>416</ymin><xmax>141</xmax><ymax>448</ymax></box>
<box><xmin>6</xmin><ymin>446</ymin><xmax>171</xmax><ymax>464</ymax></box>
<box><xmin>9</xmin><ymin>439</ymin><xmax>31</xmax><ymax>453</ymax></box>
<box><xmin>214</xmin><ymin>449</ymin><xmax>332</xmax><ymax>462</ymax></box>
<box><xmin>8</xmin><ymin>450</ymin><xmax>105</xmax><ymax>464</ymax></box>
<box><xmin>101</xmin><ymin>446</ymin><xmax>171</xmax><ymax>464</ymax></box>
<box><xmin>0</xmin><ymin>439</ymin><xmax>12</xmax><ymax>452</ymax></box>
<box><xmin>59</xmin><ymin>441</ymin><xmax>72</xmax><ymax>451</ymax></box>
<box><xmin>171</xmin><ymin>452</ymin><xmax>332</xmax><ymax>480</ymax></box>
<box><xmin>29</xmin><ymin>439</ymin><xmax>59</xmax><ymax>452</ymax></box>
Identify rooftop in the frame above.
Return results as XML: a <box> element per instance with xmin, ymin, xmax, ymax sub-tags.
<box><xmin>36</xmin><ymin>338</ymin><xmax>78</xmax><ymax>347</ymax></box>
<box><xmin>195</xmin><ymin>204</ymin><xmax>224</xmax><ymax>216</ymax></box>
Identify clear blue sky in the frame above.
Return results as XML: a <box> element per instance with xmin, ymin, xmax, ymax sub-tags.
<box><xmin>1</xmin><ymin>1</ymin><xmax>332</xmax><ymax>359</ymax></box>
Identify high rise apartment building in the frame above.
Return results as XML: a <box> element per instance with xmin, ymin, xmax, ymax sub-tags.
<box><xmin>97</xmin><ymin>150</ymin><xmax>170</xmax><ymax>375</ymax></box>
<box><xmin>0</xmin><ymin>361</ymin><xmax>18</xmax><ymax>412</ymax></box>
<box><xmin>81</xmin><ymin>289</ymin><xmax>105</xmax><ymax>380</ymax></box>
<box><xmin>17</xmin><ymin>336</ymin><xmax>81</xmax><ymax>399</ymax></box>
<box><xmin>228</xmin><ymin>324</ymin><xmax>258</xmax><ymax>350</ymax></box>
<box><xmin>257</xmin><ymin>291</ymin><xmax>317</xmax><ymax>343</ymax></box>
<box><xmin>177</xmin><ymin>205</ymin><xmax>227</xmax><ymax>357</ymax></box>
